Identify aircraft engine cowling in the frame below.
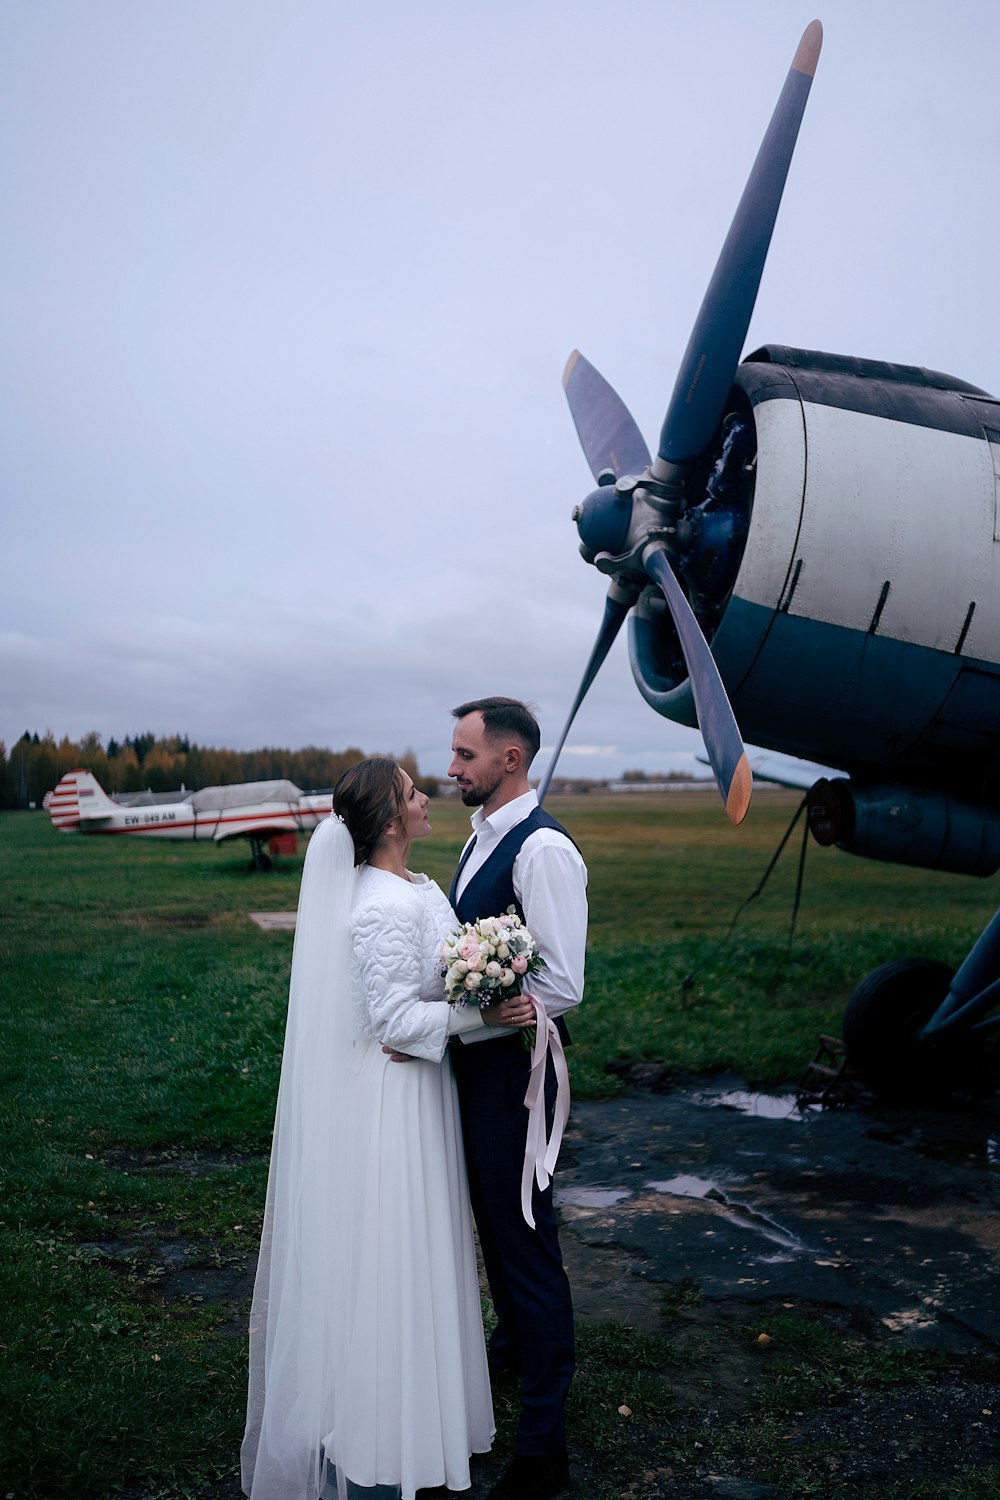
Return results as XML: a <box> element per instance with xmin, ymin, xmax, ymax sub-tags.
<box><xmin>807</xmin><ymin>777</ymin><xmax>1000</xmax><ymax>877</ymax></box>
<box><xmin>629</xmin><ymin>345</ymin><xmax>1000</xmax><ymax>806</ymax></box>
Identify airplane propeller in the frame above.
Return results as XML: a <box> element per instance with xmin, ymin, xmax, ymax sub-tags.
<box><xmin>538</xmin><ymin>20</ymin><xmax>823</xmax><ymax>822</ymax></box>
<box><xmin>563</xmin><ymin>349</ymin><xmax>651</xmax><ymax>483</ymax></box>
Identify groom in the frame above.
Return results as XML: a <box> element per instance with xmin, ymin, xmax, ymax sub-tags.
<box><xmin>446</xmin><ymin>696</ymin><xmax>587</xmax><ymax>1500</ymax></box>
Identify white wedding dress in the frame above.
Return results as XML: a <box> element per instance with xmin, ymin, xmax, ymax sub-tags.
<box><xmin>242</xmin><ymin>829</ymin><xmax>494</xmax><ymax>1500</ymax></box>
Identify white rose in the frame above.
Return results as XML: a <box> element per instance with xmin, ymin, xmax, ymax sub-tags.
<box><xmin>499</xmin><ymin>968</ymin><xmax>515</xmax><ymax>987</ymax></box>
<box><xmin>469</xmin><ymin>953</ymin><xmax>487</xmax><ymax>973</ymax></box>
<box><xmin>452</xmin><ymin>959</ymin><xmax>469</xmax><ymax>977</ymax></box>
<box><xmin>496</xmin><ymin>942</ymin><xmax>510</xmax><ymax>960</ymax></box>
<box><xmin>465</xmin><ymin>972</ymin><xmax>482</xmax><ymax>990</ymax></box>
<box><xmin>485</xmin><ymin>960</ymin><xmax>502</xmax><ymax>978</ymax></box>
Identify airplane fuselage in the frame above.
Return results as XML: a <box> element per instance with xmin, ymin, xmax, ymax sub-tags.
<box><xmin>48</xmin><ymin>770</ymin><xmax>334</xmax><ymax>844</ymax></box>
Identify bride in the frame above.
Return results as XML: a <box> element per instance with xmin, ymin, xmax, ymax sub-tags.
<box><xmin>241</xmin><ymin>757</ymin><xmax>534</xmax><ymax>1500</ymax></box>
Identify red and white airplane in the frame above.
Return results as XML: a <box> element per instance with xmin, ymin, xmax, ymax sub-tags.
<box><xmin>46</xmin><ymin>769</ymin><xmax>333</xmax><ymax>868</ymax></box>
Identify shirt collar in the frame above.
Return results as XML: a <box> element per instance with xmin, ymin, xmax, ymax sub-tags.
<box><xmin>470</xmin><ymin>788</ymin><xmax>538</xmax><ymax>840</ymax></box>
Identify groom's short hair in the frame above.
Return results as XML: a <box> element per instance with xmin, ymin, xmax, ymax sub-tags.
<box><xmin>452</xmin><ymin>696</ymin><xmax>541</xmax><ymax>766</ymax></box>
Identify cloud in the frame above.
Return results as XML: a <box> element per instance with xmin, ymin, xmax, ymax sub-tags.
<box><xmin>4</xmin><ymin>2</ymin><xmax>999</xmax><ymax>789</ymax></box>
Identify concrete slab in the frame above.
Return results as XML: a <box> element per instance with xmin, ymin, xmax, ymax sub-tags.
<box><xmin>556</xmin><ymin>1077</ymin><xmax>1000</xmax><ymax>1352</ymax></box>
<box><xmin>248</xmin><ymin>911</ymin><xmax>297</xmax><ymax>931</ymax></box>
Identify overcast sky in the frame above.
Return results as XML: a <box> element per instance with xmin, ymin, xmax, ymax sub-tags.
<box><xmin>3</xmin><ymin>0</ymin><xmax>999</xmax><ymax>784</ymax></box>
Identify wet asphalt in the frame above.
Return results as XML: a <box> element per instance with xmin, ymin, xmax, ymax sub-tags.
<box><xmin>555</xmin><ymin>1077</ymin><xmax>1000</xmax><ymax>1351</ymax></box>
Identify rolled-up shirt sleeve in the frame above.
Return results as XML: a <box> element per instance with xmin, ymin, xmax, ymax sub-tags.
<box><xmin>514</xmin><ymin>833</ymin><xmax>588</xmax><ymax>1021</ymax></box>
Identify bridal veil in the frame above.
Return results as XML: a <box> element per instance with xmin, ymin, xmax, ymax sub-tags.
<box><xmin>241</xmin><ymin>813</ymin><xmax>358</xmax><ymax>1500</ymax></box>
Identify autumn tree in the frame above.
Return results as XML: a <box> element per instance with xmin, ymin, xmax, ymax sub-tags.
<box><xmin>106</xmin><ymin>743</ymin><xmax>142</xmax><ymax>794</ymax></box>
<box><xmin>0</xmin><ymin>733</ymin><xmax>423</xmax><ymax>808</ymax></box>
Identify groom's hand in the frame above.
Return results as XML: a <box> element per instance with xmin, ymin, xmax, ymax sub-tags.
<box><xmin>482</xmin><ymin>994</ymin><xmax>536</xmax><ymax>1028</ymax></box>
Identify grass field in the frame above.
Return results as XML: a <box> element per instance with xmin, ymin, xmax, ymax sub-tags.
<box><xmin>3</xmin><ymin>794</ymin><xmax>999</xmax><ymax>1498</ymax></box>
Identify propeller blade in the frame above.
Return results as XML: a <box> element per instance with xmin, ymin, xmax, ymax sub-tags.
<box><xmin>563</xmin><ymin>350</ymin><xmax>652</xmax><ymax>481</ymax></box>
<box><xmin>643</xmin><ymin>547</ymin><xmax>751</xmax><ymax>824</ymax></box>
<box><xmin>538</xmin><ymin>585</ymin><xmax>635</xmax><ymax>803</ymax></box>
<box><xmin>656</xmin><ymin>20</ymin><xmax>822</xmax><ymax>469</ymax></box>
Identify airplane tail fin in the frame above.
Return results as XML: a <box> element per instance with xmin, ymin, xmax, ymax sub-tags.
<box><xmin>47</xmin><ymin>769</ymin><xmax>117</xmax><ymax>832</ymax></box>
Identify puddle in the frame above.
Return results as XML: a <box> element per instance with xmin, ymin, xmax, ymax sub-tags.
<box><xmin>649</xmin><ymin>1174</ymin><xmax>720</xmax><ymax>1199</ymax></box>
<box><xmin>648</xmin><ymin>1175</ymin><xmax>806</xmax><ymax>1252</ymax></box>
<box><xmin>558</xmin><ymin>1171</ymin><xmax>807</xmax><ymax>1254</ymax></box>
<box><xmin>693</xmin><ymin>1088</ymin><xmax>810</xmax><ymax>1120</ymax></box>
<box><xmin>556</xmin><ymin>1186</ymin><xmax>633</xmax><ymax>1209</ymax></box>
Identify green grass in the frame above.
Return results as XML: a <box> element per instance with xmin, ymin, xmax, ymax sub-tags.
<box><xmin>738</xmin><ymin>1310</ymin><xmax>934</xmax><ymax>1405</ymax></box>
<box><xmin>3</xmin><ymin>796</ymin><xmax>999</xmax><ymax>1497</ymax></box>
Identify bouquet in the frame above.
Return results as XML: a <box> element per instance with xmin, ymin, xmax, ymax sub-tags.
<box><xmin>440</xmin><ymin>906</ymin><xmax>546</xmax><ymax>1013</ymax></box>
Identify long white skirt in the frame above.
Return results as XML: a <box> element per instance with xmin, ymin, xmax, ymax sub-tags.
<box><xmin>321</xmin><ymin>1044</ymin><xmax>494</xmax><ymax>1499</ymax></box>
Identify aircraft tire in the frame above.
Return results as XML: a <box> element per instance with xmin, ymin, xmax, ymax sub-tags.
<box><xmin>842</xmin><ymin>957</ymin><xmax>964</xmax><ymax>1103</ymax></box>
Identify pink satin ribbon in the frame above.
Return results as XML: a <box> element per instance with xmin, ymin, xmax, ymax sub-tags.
<box><xmin>520</xmin><ymin>998</ymin><xmax>571</xmax><ymax>1229</ymax></box>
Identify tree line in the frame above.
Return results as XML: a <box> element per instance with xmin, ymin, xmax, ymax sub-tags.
<box><xmin>0</xmin><ymin>732</ymin><xmax>433</xmax><ymax>810</ymax></box>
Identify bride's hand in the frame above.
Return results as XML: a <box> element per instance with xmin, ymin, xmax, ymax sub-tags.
<box><xmin>482</xmin><ymin>993</ymin><xmax>536</xmax><ymax>1028</ymax></box>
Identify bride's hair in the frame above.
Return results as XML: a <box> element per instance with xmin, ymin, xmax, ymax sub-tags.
<box><xmin>333</xmin><ymin>757</ymin><xmax>406</xmax><ymax>864</ymax></box>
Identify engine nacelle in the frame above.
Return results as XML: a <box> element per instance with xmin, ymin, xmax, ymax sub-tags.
<box><xmin>629</xmin><ymin>345</ymin><xmax>1000</xmax><ymax>816</ymax></box>
<box><xmin>807</xmin><ymin>777</ymin><xmax>1000</xmax><ymax>877</ymax></box>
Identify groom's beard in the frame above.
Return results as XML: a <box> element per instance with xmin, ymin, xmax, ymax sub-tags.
<box><xmin>458</xmin><ymin>773</ymin><xmax>503</xmax><ymax>808</ymax></box>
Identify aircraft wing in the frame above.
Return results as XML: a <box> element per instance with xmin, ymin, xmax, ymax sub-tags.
<box><xmin>697</xmin><ymin>748</ymin><xmax>839</xmax><ymax>791</ymax></box>
<box><xmin>213</xmin><ymin>815</ymin><xmax>303</xmax><ymax>843</ymax></box>
<box><xmin>209</xmin><ymin>794</ymin><xmax>332</xmax><ymax>842</ymax></box>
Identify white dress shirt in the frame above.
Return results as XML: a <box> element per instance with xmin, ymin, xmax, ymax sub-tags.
<box><xmin>452</xmin><ymin>790</ymin><xmax>588</xmax><ymax>1044</ymax></box>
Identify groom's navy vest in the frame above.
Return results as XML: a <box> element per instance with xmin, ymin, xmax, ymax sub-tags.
<box><xmin>450</xmin><ymin>804</ymin><xmax>579</xmax><ymax>1044</ymax></box>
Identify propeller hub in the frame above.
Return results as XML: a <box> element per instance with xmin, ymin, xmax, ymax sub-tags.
<box><xmin>574</xmin><ymin>482</ymin><xmax>633</xmax><ymax>560</ymax></box>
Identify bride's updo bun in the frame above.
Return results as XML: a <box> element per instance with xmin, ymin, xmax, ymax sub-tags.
<box><xmin>333</xmin><ymin>757</ymin><xmax>406</xmax><ymax>866</ymax></box>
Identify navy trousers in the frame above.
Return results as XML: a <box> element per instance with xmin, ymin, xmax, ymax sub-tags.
<box><xmin>449</xmin><ymin>1032</ymin><xmax>575</xmax><ymax>1458</ymax></box>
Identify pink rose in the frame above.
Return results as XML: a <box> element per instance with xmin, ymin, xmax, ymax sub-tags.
<box><xmin>458</xmin><ymin>939</ymin><xmax>479</xmax><ymax>962</ymax></box>
<box><xmin>511</xmin><ymin>954</ymin><xmax>528</xmax><ymax>974</ymax></box>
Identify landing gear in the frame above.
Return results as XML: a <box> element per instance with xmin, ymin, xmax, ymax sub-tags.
<box><xmin>248</xmin><ymin>838</ymin><xmax>273</xmax><ymax>873</ymax></box>
<box><xmin>842</xmin><ymin>958</ymin><xmax>956</xmax><ymax>1101</ymax></box>
<box><xmin>844</xmin><ymin>908</ymin><xmax>1000</xmax><ymax>1102</ymax></box>
<box><xmin>842</xmin><ymin>951</ymin><xmax>1000</xmax><ymax>1102</ymax></box>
